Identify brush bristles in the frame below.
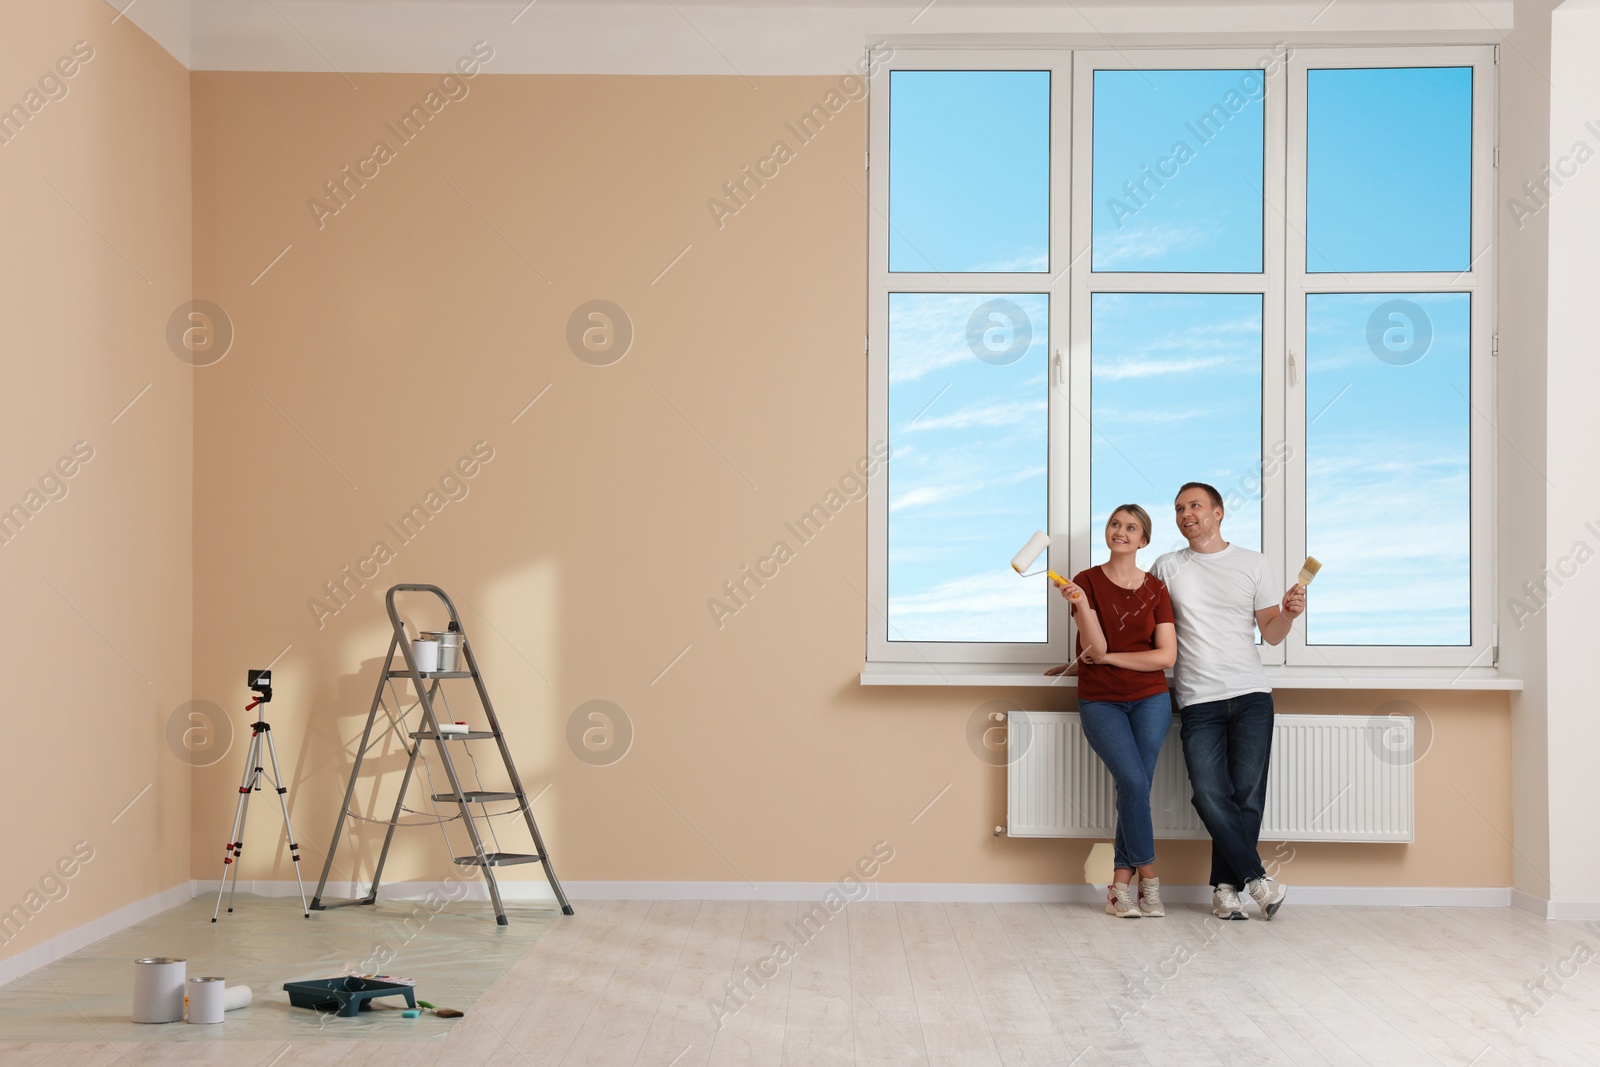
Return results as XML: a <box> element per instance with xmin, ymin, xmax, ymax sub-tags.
<box><xmin>1297</xmin><ymin>556</ymin><xmax>1322</xmax><ymax>586</ymax></box>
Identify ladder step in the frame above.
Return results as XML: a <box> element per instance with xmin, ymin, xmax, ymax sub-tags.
<box><xmin>431</xmin><ymin>791</ymin><xmax>519</xmax><ymax>804</ymax></box>
<box><xmin>455</xmin><ymin>852</ymin><xmax>543</xmax><ymax>867</ymax></box>
<box><xmin>388</xmin><ymin>669</ymin><xmax>473</xmax><ymax>679</ymax></box>
<box><xmin>410</xmin><ymin>730</ymin><xmax>497</xmax><ymax>740</ymax></box>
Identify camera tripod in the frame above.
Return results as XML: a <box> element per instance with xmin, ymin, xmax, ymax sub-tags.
<box><xmin>213</xmin><ymin>670</ymin><xmax>309</xmax><ymax>921</ymax></box>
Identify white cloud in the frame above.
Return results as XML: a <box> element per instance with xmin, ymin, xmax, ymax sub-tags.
<box><xmin>1094</xmin><ymin>356</ymin><xmax>1227</xmax><ymax>381</ymax></box>
<box><xmin>971</xmin><ymin>251</ymin><xmax>1050</xmax><ymax>272</ymax></box>
<box><xmin>1091</xmin><ymin>406</ymin><xmax>1204</xmax><ymax>425</ymax></box>
<box><xmin>889</xmin><ymin>463</ymin><xmax>1047</xmax><ymax>513</ymax></box>
<box><xmin>887</xmin><ymin>569</ymin><xmax>1051</xmax><ymax>643</ymax></box>
<box><xmin>904</xmin><ymin>399</ymin><xmax>1047</xmax><ymax>432</ymax></box>
<box><xmin>888</xmin><ymin>294</ymin><xmax>1049</xmax><ymax>385</ymax></box>
<box><xmin>1092</xmin><ymin>219</ymin><xmax>1215</xmax><ymax>269</ymax></box>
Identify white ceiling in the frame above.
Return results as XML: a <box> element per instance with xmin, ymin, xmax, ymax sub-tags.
<box><xmin>113</xmin><ymin>0</ymin><xmax>1515</xmax><ymax>73</ymax></box>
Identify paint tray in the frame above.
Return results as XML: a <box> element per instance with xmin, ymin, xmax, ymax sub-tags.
<box><xmin>283</xmin><ymin>976</ymin><xmax>417</xmax><ymax>1017</ymax></box>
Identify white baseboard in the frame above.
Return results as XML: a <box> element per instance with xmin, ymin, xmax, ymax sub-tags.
<box><xmin>1511</xmin><ymin>888</ymin><xmax>1551</xmax><ymax>918</ymax></box>
<box><xmin>1508</xmin><ymin>891</ymin><xmax>1600</xmax><ymax>921</ymax></box>
<box><xmin>1504</xmin><ymin>888</ymin><xmax>1600</xmax><ymax>920</ymax></box>
<box><xmin>0</xmin><ymin>882</ymin><xmax>195</xmax><ymax>989</ymax></box>
<box><xmin>195</xmin><ymin>879</ymin><xmax>1514</xmax><ymax>908</ymax></box>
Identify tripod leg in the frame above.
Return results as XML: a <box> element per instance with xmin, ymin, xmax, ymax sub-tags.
<box><xmin>214</xmin><ymin>728</ymin><xmax>259</xmax><ymax>922</ymax></box>
<box><xmin>229</xmin><ymin>736</ymin><xmax>262</xmax><ymax>916</ymax></box>
<box><xmin>262</xmin><ymin>727</ymin><xmax>310</xmax><ymax>918</ymax></box>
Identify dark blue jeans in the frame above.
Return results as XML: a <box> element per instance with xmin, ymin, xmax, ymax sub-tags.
<box><xmin>1078</xmin><ymin>693</ymin><xmax>1173</xmax><ymax>870</ymax></box>
<box><xmin>1178</xmin><ymin>691</ymin><xmax>1275</xmax><ymax>888</ymax></box>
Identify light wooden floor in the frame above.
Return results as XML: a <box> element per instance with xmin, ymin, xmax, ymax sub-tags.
<box><xmin>4</xmin><ymin>899</ymin><xmax>1599</xmax><ymax>1066</ymax></box>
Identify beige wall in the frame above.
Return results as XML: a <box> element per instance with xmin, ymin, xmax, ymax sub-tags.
<box><xmin>188</xmin><ymin>68</ymin><xmax>1512</xmax><ymax>894</ymax></box>
<box><xmin>0</xmin><ymin>1</ymin><xmax>193</xmax><ymax>959</ymax></box>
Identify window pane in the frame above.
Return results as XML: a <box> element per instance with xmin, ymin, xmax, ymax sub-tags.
<box><xmin>1307</xmin><ymin>67</ymin><xmax>1472</xmax><ymax>273</ymax></box>
<box><xmin>1305</xmin><ymin>293</ymin><xmax>1470</xmax><ymax>644</ymax></box>
<box><xmin>1090</xmin><ymin>293</ymin><xmax>1263</xmax><ymax>563</ymax></box>
<box><xmin>888</xmin><ymin>293</ymin><xmax>1049</xmax><ymax>641</ymax></box>
<box><xmin>889</xmin><ymin>71</ymin><xmax>1050</xmax><ymax>273</ymax></box>
<box><xmin>1092</xmin><ymin>69</ymin><xmax>1265</xmax><ymax>273</ymax></box>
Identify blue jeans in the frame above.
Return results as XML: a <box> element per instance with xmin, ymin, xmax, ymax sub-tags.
<box><xmin>1078</xmin><ymin>693</ymin><xmax>1173</xmax><ymax>870</ymax></box>
<box><xmin>1178</xmin><ymin>691</ymin><xmax>1275</xmax><ymax>888</ymax></box>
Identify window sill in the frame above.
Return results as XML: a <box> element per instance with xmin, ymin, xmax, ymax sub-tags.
<box><xmin>858</xmin><ymin>664</ymin><xmax>1523</xmax><ymax>691</ymax></box>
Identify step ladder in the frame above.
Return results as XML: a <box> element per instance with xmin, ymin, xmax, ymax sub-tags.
<box><xmin>309</xmin><ymin>583</ymin><xmax>573</xmax><ymax>925</ymax></box>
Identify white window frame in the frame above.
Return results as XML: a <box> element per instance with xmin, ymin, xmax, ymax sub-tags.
<box><xmin>1070</xmin><ymin>47</ymin><xmax>1290</xmax><ymax>669</ymax></box>
<box><xmin>1283</xmin><ymin>46</ymin><xmax>1497</xmax><ymax>669</ymax></box>
<box><xmin>866</xmin><ymin>50</ymin><xmax>1073</xmax><ymax>664</ymax></box>
<box><xmin>865</xmin><ymin>42</ymin><xmax>1497</xmax><ymax>673</ymax></box>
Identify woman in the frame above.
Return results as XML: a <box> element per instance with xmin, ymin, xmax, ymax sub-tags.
<box><xmin>1045</xmin><ymin>504</ymin><xmax>1177</xmax><ymax>918</ymax></box>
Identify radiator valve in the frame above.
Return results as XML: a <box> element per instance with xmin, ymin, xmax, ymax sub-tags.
<box><xmin>993</xmin><ymin>825</ymin><xmax>1006</xmax><ymax>838</ymax></box>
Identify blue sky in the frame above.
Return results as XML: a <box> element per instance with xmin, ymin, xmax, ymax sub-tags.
<box><xmin>1092</xmin><ymin>69</ymin><xmax>1265</xmax><ymax>273</ymax></box>
<box><xmin>886</xmin><ymin>67</ymin><xmax>1472</xmax><ymax>646</ymax></box>
<box><xmin>1307</xmin><ymin>67</ymin><xmax>1472</xmax><ymax>273</ymax></box>
<box><xmin>1305</xmin><ymin>293</ymin><xmax>1470</xmax><ymax>645</ymax></box>
<box><xmin>887</xmin><ymin>293</ymin><xmax>1050</xmax><ymax>642</ymax></box>
<box><xmin>1090</xmin><ymin>293</ymin><xmax>1263</xmax><ymax>565</ymax></box>
<box><xmin>889</xmin><ymin>70</ymin><xmax>1050</xmax><ymax>273</ymax></box>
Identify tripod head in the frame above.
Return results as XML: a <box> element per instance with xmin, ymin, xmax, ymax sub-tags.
<box><xmin>247</xmin><ymin>669</ymin><xmax>273</xmax><ymax>705</ymax></box>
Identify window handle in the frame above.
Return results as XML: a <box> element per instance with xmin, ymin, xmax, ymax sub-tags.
<box><xmin>1054</xmin><ymin>348</ymin><xmax>1064</xmax><ymax>385</ymax></box>
<box><xmin>1287</xmin><ymin>348</ymin><xmax>1298</xmax><ymax>386</ymax></box>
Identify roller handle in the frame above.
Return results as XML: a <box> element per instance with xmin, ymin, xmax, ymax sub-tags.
<box><xmin>1047</xmin><ymin>571</ymin><xmax>1082</xmax><ymax>600</ymax></box>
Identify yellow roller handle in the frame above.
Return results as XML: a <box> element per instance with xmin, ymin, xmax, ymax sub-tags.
<box><xmin>1047</xmin><ymin>571</ymin><xmax>1082</xmax><ymax>599</ymax></box>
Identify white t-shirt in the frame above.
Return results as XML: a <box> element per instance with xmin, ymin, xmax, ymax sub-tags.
<box><xmin>1151</xmin><ymin>543</ymin><xmax>1279</xmax><ymax>709</ymax></box>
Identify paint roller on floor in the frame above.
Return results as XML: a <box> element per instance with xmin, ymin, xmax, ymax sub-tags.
<box><xmin>1010</xmin><ymin>531</ymin><xmax>1080</xmax><ymax>600</ymax></box>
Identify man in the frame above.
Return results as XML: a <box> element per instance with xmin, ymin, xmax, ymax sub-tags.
<box><xmin>1152</xmin><ymin>482</ymin><xmax>1306</xmax><ymax>920</ymax></box>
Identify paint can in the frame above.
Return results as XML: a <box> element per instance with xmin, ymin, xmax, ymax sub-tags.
<box><xmin>410</xmin><ymin>639</ymin><xmax>440</xmax><ymax>673</ymax></box>
<box><xmin>421</xmin><ymin>630</ymin><xmax>461</xmax><ymax>671</ymax></box>
<box><xmin>186</xmin><ymin>976</ymin><xmax>226</xmax><ymax>1024</ymax></box>
<box><xmin>131</xmin><ymin>957</ymin><xmax>186</xmax><ymax>1023</ymax></box>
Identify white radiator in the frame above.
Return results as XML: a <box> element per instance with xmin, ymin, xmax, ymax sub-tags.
<box><xmin>1006</xmin><ymin>711</ymin><xmax>1413</xmax><ymax>843</ymax></box>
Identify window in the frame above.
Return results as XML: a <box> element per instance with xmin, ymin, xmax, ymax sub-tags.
<box><xmin>1088</xmin><ymin>292</ymin><xmax>1265</xmax><ymax>564</ymax></box>
<box><xmin>1286</xmin><ymin>49</ymin><xmax>1492</xmax><ymax>668</ymax></box>
<box><xmin>867</xmin><ymin>44</ymin><xmax>1495</xmax><ymax>671</ymax></box>
<box><xmin>888</xmin><ymin>70</ymin><xmax>1051</xmax><ymax>273</ymax></box>
<box><xmin>1090</xmin><ymin>68</ymin><xmax>1266</xmax><ymax>273</ymax></box>
<box><xmin>887</xmin><ymin>292</ymin><xmax>1050</xmax><ymax>642</ymax></box>
<box><xmin>1302</xmin><ymin>293</ymin><xmax>1471</xmax><ymax>647</ymax></box>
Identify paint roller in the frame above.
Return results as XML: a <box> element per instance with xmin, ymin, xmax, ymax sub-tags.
<box><xmin>1014</xmin><ymin>531</ymin><xmax>1088</xmax><ymax>678</ymax></box>
<box><xmin>1010</xmin><ymin>531</ymin><xmax>1080</xmax><ymax>600</ymax></box>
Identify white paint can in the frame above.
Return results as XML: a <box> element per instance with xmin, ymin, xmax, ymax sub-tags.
<box><xmin>131</xmin><ymin>957</ymin><xmax>186</xmax><ymax>1023</ymax></box>
<box><xmin>410</xmin><ymin>639</ymin><xmax>440</xmax><ymax>673</ymax></box>
<box><xmin>186</xmin><ymin>976</ymin><xmax>226</xmax><ymax>1024</ymax></box>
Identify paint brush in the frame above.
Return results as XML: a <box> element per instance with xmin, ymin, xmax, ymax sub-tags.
<box><xmin>1297</xmin><ymin>556</ymin><xmax>1322</xmax><ymax>587</ymax></box>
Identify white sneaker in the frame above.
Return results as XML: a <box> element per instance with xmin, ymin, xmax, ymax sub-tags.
<box><xmin>1212</xmin><ymin>883</ymin><xmax>1248</xmax><ymax>920</ymax></box>
<box><xmin>1246</xmin><ymin>876</ymin><xmax>1287</xmax><ymax>920</ymax></box>
<box><xmin>1106</xmin><ymin>882</ymin><xmax>1140</xmax><ymax>918</ymax></box>
<box><xmin>1137</xmin><ymin>877</ymin><xmax>1164</xmax><ymax>917</ymax></box>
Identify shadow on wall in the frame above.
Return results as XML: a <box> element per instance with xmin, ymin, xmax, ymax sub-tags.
<box><xmin>260</xmin><ymin>568</ymin><xmax>564</xmax><ymax>897</ymax></box>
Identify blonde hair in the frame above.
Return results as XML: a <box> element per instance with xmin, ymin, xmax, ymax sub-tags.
<box><xmin>1108</xmin><ymin>504</ymin><xmax>1153</xmax><ymax>547</ymax></box>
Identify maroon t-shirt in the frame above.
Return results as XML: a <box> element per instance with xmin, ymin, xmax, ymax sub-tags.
<box><xmin>1072</xmin><ymin>566</ymin><xmax>1175</xmax><ymax>703</ymax></box>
